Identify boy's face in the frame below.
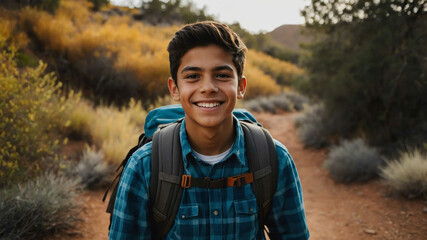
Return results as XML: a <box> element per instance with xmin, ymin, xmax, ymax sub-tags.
<box><xmin>168</xmin><ymin>44</ymin><xmax>246</xmax><ymax>129</ymax></box>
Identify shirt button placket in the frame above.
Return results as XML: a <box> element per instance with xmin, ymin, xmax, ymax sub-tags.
<box><xmin>209</xmin><ymin>189</ymin><xmax>223</xmax><ymax>237</ymax></box>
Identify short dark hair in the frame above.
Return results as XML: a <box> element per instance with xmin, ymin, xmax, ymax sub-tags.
<box><xmin>167</xmin><ymin>21</ymin><xmax>247</xmax><ymax>84</ymax></box>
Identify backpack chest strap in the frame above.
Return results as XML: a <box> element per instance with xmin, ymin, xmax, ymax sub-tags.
<box><xmin>159</xmin><ymin>172</ymin><xmax>254</xmax><ymax>189</ymax></box>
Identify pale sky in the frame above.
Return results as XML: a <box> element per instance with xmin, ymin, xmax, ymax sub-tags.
<box><xmin>110</xmin><ymin>0</ymin><xmax>310</xmax><ymax>33</ymax></box>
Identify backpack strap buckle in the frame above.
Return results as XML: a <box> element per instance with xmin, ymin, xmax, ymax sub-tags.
<box><xmin>181</xmin><ymin>174</ymin><xmax>191</xmax><ymax>188</ymax></box>
<box><xmin>227</xmin><ymin>173</ymin><xmax>254</xmax><ymax>187</ymax></box>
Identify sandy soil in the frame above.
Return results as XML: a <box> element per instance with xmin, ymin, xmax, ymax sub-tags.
<box><xmin>75</xmin><ymin>112</ymin><xmax>426</xmax><ymax>239</ymax></box>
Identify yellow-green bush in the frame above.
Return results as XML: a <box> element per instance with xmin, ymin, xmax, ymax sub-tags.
<box><xmin>380</xmin><ymin>148</ymin><xmax>427</xmax><ymax>199</ymax></box>
<box><xmin>247</xmin><ymin>50</ymin><xmax>304</xmax><ymax>86</ymax></box>
<box><xmin>65</xmin><ymin>97</ymin><xmax>147</xmax><ymax>164</ymax></box>
<box><xmin>243</xmin><ymin>62</ymin><xmax>280</xmax><ymax>98</ymax></box>
<box><xmin>0</xmin><ymin>45</ymin><xmax>68</xmax><ymax>184</ymax></box>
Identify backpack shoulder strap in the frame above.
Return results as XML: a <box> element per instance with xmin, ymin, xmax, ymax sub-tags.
<box><xmin>240</xmin><ymin>121</ymin><xmax>278</xmax><ymax>229</ymax></box>
<box><xmin>104</xmin><ymin>132</ymin><xmax>152</xmax><ymax>231</ymax></box>
<box><xmin>149</xmin><ymin>121</ymin><xmax>184</xmax><ymax>239</ymax></box>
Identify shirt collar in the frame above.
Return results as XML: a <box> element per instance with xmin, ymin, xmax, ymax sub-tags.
<box><xmin>179</xmin><ymin>116</ymin><xmax>246</xmax><ymax>168</ymax></box>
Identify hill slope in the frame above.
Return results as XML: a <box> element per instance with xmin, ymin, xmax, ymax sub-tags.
<box><xmin>268</xmin><ymin>24</ymin><xmax>313</xmax><ymax>51</ymax></box>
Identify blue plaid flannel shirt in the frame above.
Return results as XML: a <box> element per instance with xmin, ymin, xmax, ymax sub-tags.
<box><xmin>109</xmin><ymin>118</ymin><xmax>309</xmax><ymax>239</ymax></box>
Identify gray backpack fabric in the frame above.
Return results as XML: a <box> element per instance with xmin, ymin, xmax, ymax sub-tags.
<box><xmin>104</xmin><ymin>120</ymin><xmax>278</xmax><ymax>239</ymax></box>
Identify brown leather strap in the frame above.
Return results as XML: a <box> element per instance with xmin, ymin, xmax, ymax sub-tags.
<box><xmin>180</xmin><ymin>173</ymin><xmax>254</xmax><ymax>189</ymax></box>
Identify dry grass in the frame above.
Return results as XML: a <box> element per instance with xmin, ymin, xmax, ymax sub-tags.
<box><xmin>247</xmin><ymin>49</ymin><xmax>304</xmax><ymax>85</ymax></box>
<box><xmin>380</xmin><ymin>148</ymin><xmax>427</xmax><ymax>199</ymax></box>
<box><xmin>66</xmin><ymin>97</ymin><xmax>146</xmax><ymax>164</ymax></box>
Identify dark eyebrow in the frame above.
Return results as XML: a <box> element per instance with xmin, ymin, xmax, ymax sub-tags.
<box><xmin>181</xmin><ymin>66</ymin><xmax>202</xmax><ymax>73</ymax></box>
<box><xmin>214</xmin><ymin>65</ymin><xmax>234</xmax><ymax>72</ymax></box>
<box><xmin>181</xmin><ymin>65</ymin><xmax>234</xmax><ymax>74</ymax></box>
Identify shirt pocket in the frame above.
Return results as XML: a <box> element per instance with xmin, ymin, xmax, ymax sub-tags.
<box><xmin>171</xmin><ymin>204</ymin><xmax>200</xmax><ymax>239</ymax></box>
<box><xmin>234</xmin><ymin>198</ymin><xmax>259</xmax><ymax>239</ymax></box>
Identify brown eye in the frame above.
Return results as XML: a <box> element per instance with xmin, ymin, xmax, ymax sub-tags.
<box><xmin>185</xmin><ymin>74</ymin><xmax>199</xmax><ymax>79</ymax></box>
<box><xmin>216</xmin><ymin>73</ymin><xmax>231</xmax><ymax>78</ymax></box>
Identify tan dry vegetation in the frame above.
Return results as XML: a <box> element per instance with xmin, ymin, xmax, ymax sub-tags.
<box><xmin>1</xmin><ymin>0</ymin><xmax>303</xmax><ymax>102</ymax></box>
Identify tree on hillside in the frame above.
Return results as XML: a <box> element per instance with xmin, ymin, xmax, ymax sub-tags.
<box><xmin>0</xmin><ymin>0</ymin><xmax>60</xmax><ymax>12</ymax></box>
<box><xmin>139</xmin><ymin>0</ymin><xmax>214</xmax><ymax>25</ymax></box>
<box><xmin>301</xmin><ymin>0</ymin><xmax>426</xmax><ymax>149</ymax></box>
<box><xmin>88</xmin><ymin>0</ymin><xmax>109</xmax><ymax>11</ymax></box>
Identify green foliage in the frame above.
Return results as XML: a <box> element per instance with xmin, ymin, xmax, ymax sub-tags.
<box><xmin>15</xmin><ymin>51</ymin><xmax>38</xmax><ymax>67</ymax></box>
<box><xmin>301</xmin><ymin>0</ymin><xmax>427</xmax><ymax>148</ymax></box>
<box><xmin>88</xmin><ymin>0</ymin><xmax>109</xmax><ymax>11</ymax></box>
<box><xmin>0</xmin><ymin>0</ymin><xmax>59</xmax><ymax>12</ymax></box>
<box><xmin>35</xmin><ymin>0</ymin><xmax>60</xmax><ymax>12</ymax></box>
<box><xmin>380</xmin><ymin>148</ymin><xmax>427</xmax><ymax>199</ymax></box>
<box><xmin>0</xmin><ymin>173</ymin><xmax>82</xmax><ymax>239</ymax></box>
<box><xmin>140</xmin><ymin>0</ymin><xmax>214</xmax><ymax>25</ymax></box>
<box><xmin>323</xmin><ymin>138</ymin><xmax>383</xmax><ymax>183</ymax></box>
<box><xmin>0</xmin><ymin>45</ymin><xmax>68</xmax><ymax>185</ymax></box>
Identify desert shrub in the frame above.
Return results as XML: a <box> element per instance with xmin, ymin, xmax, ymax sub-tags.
<box><xmin>0</xmin><ymin>173</ymin><xmax>82</xmax><ymax>239</ymax></box>
<box><xmin>0</xmin><ymin>44</ymin><xmax>68</xmax><ymax>185</ymax></box>
<box><xmin>282</xmin><ymin>91</ymin><xmax>310</xmax><ymax>111</ymax></box>
<box><xmin>0</xmin><ymin>10</ymin><xmax>30</xmax><ymax>49</ymax></box>
<box><xmin>247</xmin><ymin>50</ymin><xmax>304</xmax><ymax>86</ymax></box>
<box><xmin>65</xmin><ymin>97</ymin><xmax>147</xmax><ymax>164</ymax></box>
<box><xmin>380</xmin><ymin>148</ymin><xmax>427</xmax><ymax>199</ymax></box>
<box><xmin>295</xmin><ymin>104</ymin><xmax>330</xmax><ymax>148</ymax></box>
<box><xmin>245</xmin><ymin>94</ymin><xmax>294</xmax><ymax>113</ymax></box>
<box><xmin>257</xmin><ymin>97</ymin><xmax>278</xmax><ymax>113</ymax></box>
<box><xmin>323</xmin><ymin>138</ymin><xmax>383</xmax><ymax>183</ymax></box>
<box><xmin>270</xmin><ymin>95</ymin><xmax>293</xmax><ymax>112</ymax></box>
<box><xmin>72</xmin><ymin>147</ymin><xmax>113</xmax><ymax>189</ymax></box>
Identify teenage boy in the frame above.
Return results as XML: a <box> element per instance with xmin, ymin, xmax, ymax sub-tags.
<box><xmin>109</xmin><ymin>21</ymin><xmax>309</xmax><ymax>239</ymax></box>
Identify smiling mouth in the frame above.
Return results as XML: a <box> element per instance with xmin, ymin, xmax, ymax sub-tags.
<box><xmin>195</xmin><ymin>102</ymin><xmax>223</xmax><ymax>108</ymax></box>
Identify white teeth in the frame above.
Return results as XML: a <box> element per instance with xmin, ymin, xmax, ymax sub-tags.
<box><xmin>197</xmin><ymin>102</ymin><xmax>220</xmax><ymax>108</ymax></box>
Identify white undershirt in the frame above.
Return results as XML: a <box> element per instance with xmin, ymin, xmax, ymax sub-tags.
<box><xmin>193</xmin><ymin>146</ymin><xmax>233</xmax><ymax>165</ymax></box>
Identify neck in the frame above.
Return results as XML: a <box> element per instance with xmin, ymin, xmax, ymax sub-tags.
<box><xmin>185</xmin><ymin>117</ymin><xmax>235</xmax><ymax>156</ymax></box>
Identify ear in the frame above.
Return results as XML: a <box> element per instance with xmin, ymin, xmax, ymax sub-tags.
<box><xmin>168</xmin><ymin>77</ymin><xmax>180</xmax><ymax>102</ymax></box>
<box><xmin>237</xmin><ymin>76</ymin><xmax>247</xmax><ymax>99</ymax></box>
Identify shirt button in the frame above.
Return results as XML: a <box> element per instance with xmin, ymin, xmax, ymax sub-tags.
<box><xmin>249</xmin><ymin>208</ymin><xmax>254</xmax><ymax>212</ymax></box>
<box><xmin>181</xmin><ymin>215</ymin><xmax>185</xmax><ymax>219</ymax></box>
<box><xmin>213</xmin><ymin>210</ymin><xmax>219</xmax><ymax>216</ymax></box>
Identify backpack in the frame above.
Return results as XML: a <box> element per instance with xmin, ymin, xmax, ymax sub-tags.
<box><xmin>103</xmin><ymin>105</ymin><xmax>278</xmax><ymax>239</ymax></box>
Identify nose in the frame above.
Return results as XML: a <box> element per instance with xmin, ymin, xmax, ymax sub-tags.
<box><xmin>200</xmin><ymin>77</ymin><xmax>218</xmax><ymax>94</ymax></box>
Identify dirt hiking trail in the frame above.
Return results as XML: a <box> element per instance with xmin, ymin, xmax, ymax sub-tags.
<box><xmin>77</xmin><ymin>112</ymin><xmax>426</xmax><ymax>240</ymax></box>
